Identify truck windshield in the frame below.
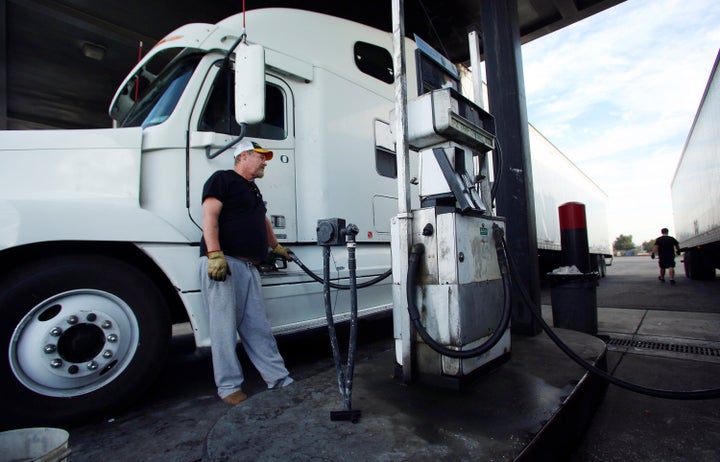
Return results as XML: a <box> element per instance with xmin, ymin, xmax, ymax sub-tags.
<box><xmin>120</xmin><ymin>52</ymin><xmax>203</xmax><ymax>128</ymax></box>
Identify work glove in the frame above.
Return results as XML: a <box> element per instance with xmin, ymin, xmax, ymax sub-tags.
<box><xmin>271</xmin><ymin>244</ymin><xmax>293</xmax><ymax>261</ymax></box>
<box><xmin>207</xmin><ymin>251</ymin><xmax>229</xmax><ymax>281</ymax></box>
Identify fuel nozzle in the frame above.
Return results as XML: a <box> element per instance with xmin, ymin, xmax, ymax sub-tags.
<box><xmin>344</xmin><ymin>223</ymin><xmax>359</xmax><ymax>243</ymax></box>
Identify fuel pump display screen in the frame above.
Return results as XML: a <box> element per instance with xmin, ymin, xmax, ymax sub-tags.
<box><xmin>406</xmin><ymin>88</ymin><xmax>495</xmax><ymax>152</ymax></box>
<box><xmin>446</xmin><ymin>110</ymin><xmax>495</xmax><ymax>152</ymax></box>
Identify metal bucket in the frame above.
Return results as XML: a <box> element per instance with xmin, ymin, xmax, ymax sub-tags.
<box><xmin>0</xmin><ymin>427</ymin><xmax>70</xmax><ymax>462</ymax></box>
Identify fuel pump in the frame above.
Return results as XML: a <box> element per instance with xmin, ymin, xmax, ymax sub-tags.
<box><xmin>391</xmin><ymin>88</ymin><xmax>511</xmax><ymax>387</ymax></box>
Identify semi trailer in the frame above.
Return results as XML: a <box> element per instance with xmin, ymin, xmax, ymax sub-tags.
<box><xmin>528</xmin><ymin>124</ymin><xmax>612</xmax><ymax>276</ymax></box>
<box><xmin>459</xmin><ymin>74</ymin><xmax>612</xmax><ymax>276</ymax></box>
<box><xmin>671</xmin><ymin>50</ymin><xmax>720</xmax><ymax>280</ymax></box>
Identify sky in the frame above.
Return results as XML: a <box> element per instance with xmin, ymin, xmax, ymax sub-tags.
<box><xmin>520</xmin><ymin>0</ymin><xmax>720</xmax><ymax>246</ymax></box>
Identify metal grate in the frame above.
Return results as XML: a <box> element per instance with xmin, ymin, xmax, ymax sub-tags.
<box><xmin>607</xmin><ymin>337</ymin><xmax>720</xmax><ymax>358</ymax></box>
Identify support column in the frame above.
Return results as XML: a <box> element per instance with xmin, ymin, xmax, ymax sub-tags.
<box><xmin>480</xmin><ymin>0</ymin><xmax>541</xmax><ymax>335</ymax></box>
<box><xmin>391</xmin><ymin>0</ymin><xmax>414</xmax><ymax>381</ymax></box>
<box><xmin>1</xmin><ymin>0</ymin><xmax>7</xmax><ymax>129</ymax></box>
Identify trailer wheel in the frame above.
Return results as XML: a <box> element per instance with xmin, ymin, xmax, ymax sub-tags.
<box><xmin>683</xmin><ymin>252</ymin><xmax>692</xmax><ymax>278</ymax></box>
<box><xmin>684</xmin><ymin>249</ymin><xmax>715</xmax><ymax>280</ymax></box>
<box><xmin>0</xmin><ymin>255</ymin><xmax>170</xmax><ymax>426</ymax></box>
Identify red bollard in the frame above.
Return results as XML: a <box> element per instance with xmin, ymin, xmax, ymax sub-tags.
<box><xmin>551</xmin><ymin>201</ymin><xmax>598</xmax><ymax>334</ymax></box>
<box><xmin>559</xmin><ymin>202</ymin><xmax>590</xmax><ymax>273</ymax></box>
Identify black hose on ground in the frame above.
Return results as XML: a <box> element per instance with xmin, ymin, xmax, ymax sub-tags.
<box><xmin>499</xmin><ymin>233</ymin><xmax>720</xmax><ymax>400</ymax></box>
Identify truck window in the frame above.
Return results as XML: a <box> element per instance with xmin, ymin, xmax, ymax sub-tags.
<box><xmin>354</xmin><ymin>42</ymin><xmax>394</xmax><ymax>84</ymax></box>
<box><xmin>376</xmin><ymin>148</ymin><xmax>397</xmax><ymax>178</ymax></box>
<box><xmin>199</xmin><ymin>66</ymin><xmax>286</xmax><ymax>140</ymax></box>
<box><xmin>121</xmin><ymin>53</ymin><xmax>203</xmax><ymax>128</ymax></box>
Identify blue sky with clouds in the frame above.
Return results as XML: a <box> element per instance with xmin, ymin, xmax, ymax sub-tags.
<box><xmin>520</xmin><ymin>0</ymin><xmax>720</xmax><ymax>245</ymax></box>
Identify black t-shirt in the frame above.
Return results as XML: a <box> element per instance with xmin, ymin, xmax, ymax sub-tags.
<box><xmin>655</xmin><ymin>235</ymin><xmax>679</xmax><ymax>260</ymax></box>
<box><xmin>199</xmin><ymin>170</ymin><xmax>268</xmax><ymax>260</ymax></box>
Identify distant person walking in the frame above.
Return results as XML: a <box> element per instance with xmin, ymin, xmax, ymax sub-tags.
<box><xmin>652</xmin><ymin>228</ymin><xmax>680</xmax><ymax>284</ymax></box>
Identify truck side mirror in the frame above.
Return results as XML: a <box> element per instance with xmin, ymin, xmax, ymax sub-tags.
<box><xmin>234</xmin><ymin>43</ymin><xmax>266</xmax><ymax>125</ymax></box>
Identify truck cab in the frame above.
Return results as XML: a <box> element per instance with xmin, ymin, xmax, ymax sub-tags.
<box><xmin>0</xmin><ymin>8</ymin><xmax>425</xmax><ymax>425</ymax></box>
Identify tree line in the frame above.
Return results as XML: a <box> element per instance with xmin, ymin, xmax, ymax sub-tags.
<box><xmin>613</xmin><ymin>234</ymin><xmax>657</xmax><ymax>254</ymax></box>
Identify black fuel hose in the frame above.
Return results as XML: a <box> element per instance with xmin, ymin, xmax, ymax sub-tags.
<box><xmin>290</xmin><ymin>252</ymin><xmax>391</xmax><ymax>290</ymax></box>
<box><xmin>405</xmin><ymin>223</ymin><xmax>512</xmax><ymax>359</ymax></box>
<box><xmin>500</xmin><ymin>234</ymin><xmax>720</xmax><ymax>400</ymax></box>
<box><xmin>321</xmin><ymin>233</ymin><xmax>362</xmax><ymax>422</ymax></box>
<box><xmin>322</xmin><ymin>246</ymin><xmax>355</xmax><ymax>411</ymax></box>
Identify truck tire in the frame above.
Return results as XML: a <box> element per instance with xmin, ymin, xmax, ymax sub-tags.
<box><xmin>684</xmin><ymin>249</ymin><xmax>714</xmax><ymax>280</ymax></box>
<box><xmin>684</xmin><ymin>251</ymin><xmax>693</xmax><ymax>278</ymax></box>
<box><xmin>597</xmin><ymin>255</ymin><xmax>607</xmax><ymax>278</ymax></box>
<box><xmin>0</xmin><ymin>255</ymin><xmax>171</xmax><ymax>426</ymax></box>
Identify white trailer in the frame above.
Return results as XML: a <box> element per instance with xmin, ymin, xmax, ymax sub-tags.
<box><xmin>0</xmin><ymin>8</ymin><xmax>432</xmax><ymax>424</ymax></box>
<box><xmin>671</xmin><ymin>51</ymin><xmax>720</xmax><ymax>280</ymax></box>
<box><xmin>528</xmin><ymin>124</ymin><xmax>612</xmax><ymax>276</ymax></box>
<box><xmin>458</xmin><ymin>74</ymin><xmax>612</xmax><ymax>276</ymax></box>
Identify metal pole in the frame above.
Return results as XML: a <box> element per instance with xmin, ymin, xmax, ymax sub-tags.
<box><xmin>468</xmin><ymin>29</ymin><xmax>492</xmax><ymax>211</ymax></box>
<box><xmin>481</xmin><ymin>0</ymin><xmax>542</xmax><ymax>335</ymax></box>
<box><xmin>392</xmin><ymin>0</ymin><xmax>410</xmax><ymax>215</ymax></box>
<box><xmin>0</xmin><ymin>0</ymin><xmax>7</xmax><ymax>129</ymax></box>
<box><xmin>468</xmin><ymin>30</ymin><xmax>486</xmax><ymax>110</ymax></box>
<box><xmin>345</xmin><ymin>224</ymin><xmax>360</xmax><ymax>410</ymax></box>
<box><xmin>391</xmin><ymin>0</ymin><xmax>414</xmax><ymax>381</ymax></box>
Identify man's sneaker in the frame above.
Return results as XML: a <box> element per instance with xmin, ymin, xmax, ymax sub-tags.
<box><xmin>658</xmin><ymin>276</ymin><xmax>665</xmax><ymax>282</ymax></box>
<box><xmin>269</xmin><ymin>376</ymin><xmax>294</xmax><ymax>389</ymax></box>
<box><xmin>222</xmin><ymin>390</ymin><xmax>248</xmax><ymax>405</ymax></box>
<box><xmin>670</xmin><ymin>279</ymin><xmax>676</xmax><ymax>284</ymax></box>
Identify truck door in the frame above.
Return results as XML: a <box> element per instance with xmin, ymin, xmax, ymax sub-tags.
<box><xmin>187</xmin><ymin>64</ymin><xmax>297</xmax><ymax>243</ymax></box>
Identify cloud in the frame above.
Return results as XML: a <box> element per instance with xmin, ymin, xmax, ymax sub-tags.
<box><xmin>521</xmin><ymin>0</ymin><xmax>720</xmax><ymax>242</ymax></box>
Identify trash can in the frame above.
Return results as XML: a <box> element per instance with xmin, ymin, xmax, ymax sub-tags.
<box><xmin>548</xmin><ymin>272</ymin><xmax>599</xmax><ymax>334</ymax></box>
<box><xmin>0</xmin><ymin>427</ymin><xmax>70</xmax><ymax>462</ymax></box>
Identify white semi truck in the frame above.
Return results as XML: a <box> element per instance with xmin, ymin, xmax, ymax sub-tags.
<box><xmin>0</xmin><ymin>8</ymin><xmax>421</xmax><ymax>424</ymax></box>
<box><xmin>0</xmin><ymin>8</ymin><xmax>611</xmax><ymax>424</ymax></box>
<box><xmin>671</xmin><ymin>51</ymin><xmax>720</xmax><ymax>280</ymax></box>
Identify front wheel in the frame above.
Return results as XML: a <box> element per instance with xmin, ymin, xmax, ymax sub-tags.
<box><xmin>0</xmin><ymin>255</ymin><xmax>170</xmax><ymax>426</ymax></box>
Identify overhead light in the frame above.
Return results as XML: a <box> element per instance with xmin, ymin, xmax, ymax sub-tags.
<box><xmin>81</xmin><ymin>42</ymin><xmax>106</xmax><ymax>61</ymax></box>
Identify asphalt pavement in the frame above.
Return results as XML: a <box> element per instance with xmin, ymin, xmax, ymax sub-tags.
<box><xmin>50</xmin><ymin>257</ymin><xmax>720</xmax><ymax>460</ymax></box>
<box><xmin>567</xmin><ymin>258</ymin><xmax>720</xmax><ymax>462</ymax></box>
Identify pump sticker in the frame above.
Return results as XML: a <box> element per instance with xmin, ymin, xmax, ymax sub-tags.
<box><xmin>480</xmin><ymin>225</ymin><xmax>488</xmax><ymax>236</ymax></box>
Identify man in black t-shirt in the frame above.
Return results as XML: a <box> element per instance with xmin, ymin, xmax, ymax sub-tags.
<box><xmin>652</xmin><ymin>228</ymin><xmax>680</xmax><ymax>284</ymax></box>
<box><xmin>199</xmin><ymin>139</ymin><xmax>294</xmax><ymax>405</ymax></box>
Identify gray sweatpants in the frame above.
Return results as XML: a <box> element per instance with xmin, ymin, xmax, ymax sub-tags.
<box><xmin>199</xmin><ymin>256</ymin><xmax>289</xmax><ymax>399</ymax></box>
